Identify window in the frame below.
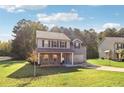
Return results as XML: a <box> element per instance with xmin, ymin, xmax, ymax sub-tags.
<box><xmin>118</xmin><ymin>43</ymin><xmax>121</xmax><ymax>47</ymax></box>
<box><xmin>72</xmin><ymin>39</ymin><xmax>82</xmax><ymax>49</ymax></box>
<box><xmin>53</xmin><ymin>54</ymin><xmax>58</xmax><ymax>61</ymax></box>
<box><xmin>43</xmin><ymin>54</ymin><xmax>49</xmax><ymax>61</ymax></box>
<box><xmin>44</xmin><ymin>40</ymin><xmax>48</xmax><ymax>47</ymax></box>
<box><xmin>115</xmin><ymin>43</ymin><xmax>117</xmax><ymax>49</ymax></box>
<box><xmin>123</xmin><ymin>44</ymin><xmax>124</xmax><ymax>48</ymax></box>
<box><xmin>60</xmin><ymin>41</ymin><xmax>66</xmax><ymax>48</ymax></box>
<box><xmin>74</xmin><ymin>42</ymin><xmax>80</xmax><ymax>49</ymax></box>
<box><xmin>117</xmin><ymin>43</ymin><xmax>123</xmax><ymax>49</ymax></box>
<box><xmin>52</xmin><ymin>41</ymin><xmax>57</xmax><ymax>48</ymax></box>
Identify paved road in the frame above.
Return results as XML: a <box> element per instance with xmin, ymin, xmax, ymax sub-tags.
<box><xmin>0</xmin><ymin>56</ymin><xmax>12</xmax><ymax>61</ymax></box>
<box><xmin>96</xmin><ymin>66</ymin><xmax>124</xmax><ymax>72</ymax></box>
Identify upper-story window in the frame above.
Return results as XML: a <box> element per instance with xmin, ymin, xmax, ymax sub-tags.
<box><xmin>118</xmin><ymin>43</ymin><xmax>121</xmax><ymax>48</ymax></box>
<box><xmin>52</xmin><ymin>40</ymin><xmax>57</xmax><ymax>48</ymax></box>
<box><xmin>44</xmin><ymin>40</ymin><xmax>48</xmax><ymax>47</ymax></box>
<box><xmin>116</xmin><ymin>43</ymin><xmax>124</xmax><ymax>49</ymax></box>
<box><xmin>41</xmin><ymin>39</ymin><xmax>67</xmax><ymax>48</ymax></box>
<box><xmin>60</xmin><ymin>41</ymin><xmax>66</xmax><ymax>48</ymax></box>
<box><xmin>42</xmin><ymin>40</ymin><xmax>51</xmax><ymax>48</ymax></box>
<box><xmin>74</xmin><ymin>42</ymin><xmax>80</xmax><ymax>49</ymax></box>
<box><xmin>72</xmin><ymin>39</ymin><xmax>82</xmax><ymax>49</ymax></box>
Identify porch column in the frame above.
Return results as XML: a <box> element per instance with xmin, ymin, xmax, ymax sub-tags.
<box><xmin>61</xmin><ymin>52</ymin><xmax>62</xmax><ymax>62</ymax></box>
<box><xmin>71</xmin><ymin>52</ymin><xmax>74</xmax><ymax>65</ymax></box>
<box><xmin>38</xmin><ymin>53</ymin><xmax>40</xmax><ymax>64</ymax></box>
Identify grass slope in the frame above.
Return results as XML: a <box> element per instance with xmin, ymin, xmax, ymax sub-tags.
<box><xmin>88</xmin><ymin>59</ymin><xmax>124</xmax><ymax>68</ymax></box>
<box><xmin>1</xmin><ymin>60</ymin><xmax>124</xmax><ymax>86</ymax></box>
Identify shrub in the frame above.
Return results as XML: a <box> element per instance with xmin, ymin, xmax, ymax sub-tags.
<box><xmin>27</xmin><ymin>51</ymin><xmax>38</xmax><ymax>65</ymax></box>
<box><xmin>101</xmin><ymin>57</ymin><xmax>104</xmax><ymax>60</ymax></box>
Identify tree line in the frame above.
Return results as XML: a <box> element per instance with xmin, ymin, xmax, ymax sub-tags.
<box><xmin>1</xmin><ymin>19</ymin><xmax>124</xmax><ymax>59</ymax></box>
<box><xmin>0</xmin><ymin>41</ymin><xmax>11</xmax><ymax>56</ymax></box>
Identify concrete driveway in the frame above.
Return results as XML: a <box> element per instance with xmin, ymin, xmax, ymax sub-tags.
<box><xmin>84</xmin><ymin>62</ymin><xmax>124</xmax><ymax>72</ymax></box>
<box><xmin>96</xmin><ymin>66</ymin><xmax>124</xmax><ymax>72</ymax></box>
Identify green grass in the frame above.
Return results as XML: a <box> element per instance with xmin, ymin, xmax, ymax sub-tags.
<box><xmin>1</xmin><ymin>60</ymin><xmax>124</xmax><ymax>86</ymax></box>
<box><xmin>88</xmin><ymin>59</ymin><xmax>124</xmax><ymax>68</ymax></box>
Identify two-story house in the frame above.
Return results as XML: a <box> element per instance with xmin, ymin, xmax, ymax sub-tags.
<box><xmin>36</xmin><ymin>31</ymin><xmax>86</xmax><ymax>66</ymax></box>
<box><xmin>98</xmin><ymin>37</ymin><xmax>124</xmax><ymax>60</ymax></box>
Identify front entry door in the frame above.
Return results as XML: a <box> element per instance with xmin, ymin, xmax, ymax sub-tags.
<box><xmin>62</xmin><ymin>53</ymin><xmax>70</xmax><ymax>64</ymax></box>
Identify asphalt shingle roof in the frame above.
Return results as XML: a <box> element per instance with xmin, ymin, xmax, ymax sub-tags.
<box><xmin>36</xmin><ymin>31</ymin><xmax>71</xmax><ymax>40</ymax></box>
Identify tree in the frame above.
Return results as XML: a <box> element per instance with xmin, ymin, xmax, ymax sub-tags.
<box><xmin>0</xmin><ymin>41</ymin><xmax>11</xmax><ymax>56</ymax></box>
<box><xmin>11</xmin><ymin>19</ymin><xmax>48</xmax><ymax>59</ymax></box>
<box><xmin>98</xmin><ymin>28</ymin><xmax>117</xmax><ymax>41</ymax></box>
<box><xmin>103</xmin><ymin>28</ymin><xmax>117</xmax><ymax>37</ymax></box>
<box><xmin>81</xmin><ymin>29</ymin><xmax>98</xmax><ymax>59</ymax></box>
<box><xmin>116</xmin><ymin>49</ymin><xmax>124</xmax><ymax>61</ymax></box>
<box><xmin>50</xmin><ymin>26</ymin><xmax>61</xmax><ymax>33</ymax></box>
<box><xmin>117</xmin><ymin>28</ymin><xmax>124</xmax><ymax>37</ymax></box>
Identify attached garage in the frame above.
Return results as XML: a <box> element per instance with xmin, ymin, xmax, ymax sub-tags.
<box><xmin>74</xmin><ymin>54</ymin><xmax>85</xmax><ymax>64</ymax></box>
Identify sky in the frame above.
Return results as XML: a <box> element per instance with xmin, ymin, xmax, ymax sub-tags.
<box><xmin>0</xmin><ymin>5</ymin><xmax>124</xmax><ymax>41</ymax></box>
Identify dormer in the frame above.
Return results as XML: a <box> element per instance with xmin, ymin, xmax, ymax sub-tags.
<box><xmin>72</xmin><ymin>38</ymin><xmax>82</xmax><ymax>49</ymax></box>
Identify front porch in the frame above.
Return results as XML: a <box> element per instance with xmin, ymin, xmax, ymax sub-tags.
<box><xmin>37</xmin><ymin>52</ymin><xmax>74</xmax><ymax>67</ymax></box>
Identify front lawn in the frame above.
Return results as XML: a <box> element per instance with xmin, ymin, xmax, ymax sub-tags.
<box><xmin>1</xmin><ymin>60</ymin><xmax>124</xmax><ymax>86</ymax></box>
<box><xmin>88</xmin><ymin>59</ymin><xmax>124</xmax><ymax>68</ymax></box>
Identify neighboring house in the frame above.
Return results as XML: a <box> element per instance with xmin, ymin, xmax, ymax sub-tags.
<box><xmin>36</xmin><ymin>31</ymin><xmax>86</xmax><ymax>66</ymax></box>
<box><xmin>98</xmin><ymin>37</ymin><xmax>124</xmax><ymax>60</ymax></box>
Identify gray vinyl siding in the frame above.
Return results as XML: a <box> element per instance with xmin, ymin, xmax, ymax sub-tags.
<box><xmin>99</xmin><ymin>37</ymin><xmax>124</xmax><ymax>59</ymax></box>
<box><xmin>71</xmin><ymin>46</ymin><xmax>86</xmax><ymax>62</ymax></box>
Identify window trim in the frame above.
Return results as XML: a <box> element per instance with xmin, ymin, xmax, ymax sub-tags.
<box><xmin>52</xmin><ymin>40</ymin><xmax>57</xmax><ymax>48</ymax></box>
<box><xmin>74</xmin><ymin>41</ymin><xmax>80</xmax><ymax>49</ymax></box>
<box><xmin>60</xmin><ymin>41</ymin><xmax>66</xmax><ymax>48</ymax></box>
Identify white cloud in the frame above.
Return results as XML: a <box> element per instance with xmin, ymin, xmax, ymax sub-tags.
<box><xmin>94</xmin><ymin>23</ymin><xmax>121</xmax><ymax>32</ymax></box>
<box><xmin>103</xmin><ymin>23</ymin><xmax>121</xmax><ymax>29</ymax></box>
<box><xmin>37</xmin><ymin>12</ymin><xmax>83</xmax><ymax>23</ymax></box>
<box><xmin>0</xmin><ymin>5</ymin><xmax>47</xmax><ymax>13</ymax></box>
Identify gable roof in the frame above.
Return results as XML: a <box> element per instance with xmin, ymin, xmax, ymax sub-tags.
<box><xmin>99</xmin><ymin>37</ymin><xmax>124</xmax><ymax>46</ymax></box>
<box><xmin>36</xmin><ymin>31</ymin><xmax>71</xmax><ymax>40</ymax></box>
<box><xmin>62</xmin><ymin>31</ymin><xmax>86</xmax><ymax>46</ymax></box>
<box><xmin>72</xmin><ymin>38</ymin><xmax>82</xmax><ymax>43</ymax></box>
